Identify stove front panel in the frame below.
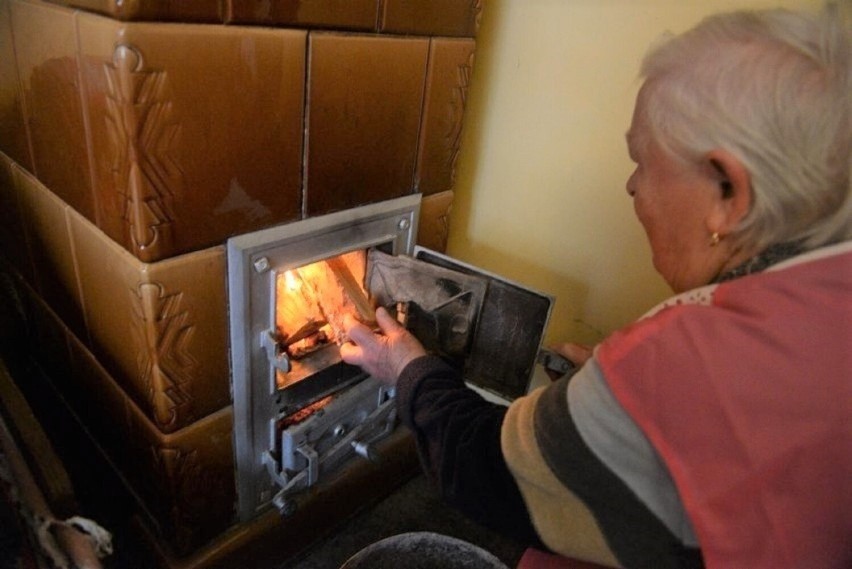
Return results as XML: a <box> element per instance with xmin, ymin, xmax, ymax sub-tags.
<box><xmin>227</xmin><ymin>195</ymin><xmax>420</xmax><ymax>521</ymax></box>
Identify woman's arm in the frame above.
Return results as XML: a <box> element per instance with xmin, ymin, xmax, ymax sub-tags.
<box><xmin>395</xmin><ymin>355</ymin><xmax>543</xmax><ymax>546</ymax></box>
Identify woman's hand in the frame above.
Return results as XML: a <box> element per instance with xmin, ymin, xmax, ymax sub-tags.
<box><xmin>545</xmin><ymin>342</ymin><xmax>593</xmax><ymax>380</ymax></box>
<box><xmin>340</xmin><ymin>306</ymin><xmax>427</xmax><ymax>384</ymax></box>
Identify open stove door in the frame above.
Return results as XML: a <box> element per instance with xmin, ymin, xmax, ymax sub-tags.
<box><xmin>366</xmin><ymin>247</ymin><xmax>554</xmax><ymax>400</ymax></box>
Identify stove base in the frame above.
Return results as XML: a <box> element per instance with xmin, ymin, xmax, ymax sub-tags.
<box><xmin>136</xmin><ymin>428</ymin><xmax>419</xmax><ymax>569</ymax></box>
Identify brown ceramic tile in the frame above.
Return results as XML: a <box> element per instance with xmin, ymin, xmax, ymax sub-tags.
<box><xmin>23</xmin><ymin>294</ymin><xmax>233</xmax><ymax>555</ymax></box>
<box><xmin>227</xmin><ymin>0</ymin><xmax>378</xmax><ymax>31</ymax></box>
<box><xmin>0</xmin><ymin>0</ymin><xmax>32</xmax><ymax>170</ymax></box>
<box><xmin>305</xmin><ymin>33</ymin><xmax>428</xmax><ymax>216</ymax></box>
<box><xmin>382</xmin><ymin>0</ymin><xmax>483</xmax><ymax>37</ymax></box>
<box><xmin>69</xmin><ymin>208</ymin><xmax>231</xmax><ymax>433</ymax></box>
<box><xmin>143</xmin><ymin>249</ymin><xmax>231</xmax><ymax>428</ymax></box>
<box><xmin>0</xmin><ymin>153</ymin><xmax>33</xmax><ymax>281</ymax></box>
<box><xmin>44</xmin><ymin>0</ymin><xmax>225</xmax><ymax>22</ymax></box>
<box><xmin>14</xmin><ymin>164</ymin><xmax>87</xmax><ymax>338</ymax></box>
<box><xmin>11</xmin><ymin>0</ymin><xmax>95</xmax><ymax>221</ymax></box>
<box><xmin>416</xmin><ymin>38</ymin><xmax>476</xmax><ymax>196</ymax></box>
<box><xmin>77</xmin><ymin>14</ymin><xmax>306</xmax><ymax>262</ymax></box>
<box><xmin>65</xmin><ymin>330</ymin><xmax>235</xmax><ymax>554</ymax></box>
<box><xmin>417</xmin><ymin>189</ymin><xmax>453</xmax><ymax>253</ymax></box>
<box><xmin>125</xmin><ymin>406</ymin><xmax>236</xmax><ymax>555</ymax></box>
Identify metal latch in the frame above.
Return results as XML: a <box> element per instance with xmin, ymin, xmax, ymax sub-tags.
<box><xmin>261</xmin><ymin>330</ymin><xmax>291</xmax><ymax>373</ymax></box>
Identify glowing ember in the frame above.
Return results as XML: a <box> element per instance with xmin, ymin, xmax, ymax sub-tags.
<box><xmin>277</xmin><ymin>395</ymin><xmax>334</xmax><ymax>428</ymax></box>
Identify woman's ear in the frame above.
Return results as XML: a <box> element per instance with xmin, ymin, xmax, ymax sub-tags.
<box><xmin>705</xmin><ymin>148</ymin><xmax>752</xmax><ymax>234</ymax></box>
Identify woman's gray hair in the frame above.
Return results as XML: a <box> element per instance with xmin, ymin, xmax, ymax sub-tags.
<box><xmin>638</xmin><ymin>3</ymin><xmax>851</xmax><ymax>252</ymax></box>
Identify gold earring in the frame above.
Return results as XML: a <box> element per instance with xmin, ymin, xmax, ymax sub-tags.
<box><xmin>710</xmin><ymin>232</ymin><xmax>721</xmax><ymax>246</ymax></box>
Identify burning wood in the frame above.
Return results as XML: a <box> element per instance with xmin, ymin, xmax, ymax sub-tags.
<box><xmin>275</xmin><ymin>250</ymin><xmax>374</xmax><ymax>361</ymax></box>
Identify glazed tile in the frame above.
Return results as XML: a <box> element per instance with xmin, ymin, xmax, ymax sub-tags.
<box><xmin>416</xmin><ymin>38</ymin><xmax>476</xmax><ymax>195</ymax></box>
<box><xmin>305</xmin><ymin>33</ymin><xmax>428</xmax><ymax>215</ymax></box>
<box><xmin>77</xmin><ymin>14</ymin><xmax>305</xmax><ymax>261</ymax></box>
<box><xmin>122</xmin><ymin>405</ymin><xmax>235</xmax><ymax>555</ymax></box>
<box><xmin>227</xmin><ymin>0</ymin><xmax>378</xmax><ymax>31</ymax></box>
<box><xmin>68</xmin><ymin>208</ymin><xmax>231</xmax><ymax>433</ymax></box>
<box><xmin>14</xmin><ymin>164</ymin><xmax>87</xmax><ymax>338</ymax></box>
<box><xmin>0</xmin><ymin>0</ymin><xmax>32</xmax><ymax>170</ymax></box>
<box><xmin>11</xmin><ymin>0</ymin><xmax>95</xmax><ymax>220</ymax></box>
<box><xmin>66</xmin><ymin>328</ymin><xmax>236</xmax><ymax>554</ymax></box>
<box><xmin>417</xmin><ymin>190</ymin><xmax>453</xmax><ymax>253</ymax></box>
<box><xmin>382</xmin><ymin>0</ymin><xmax>483</xmax><ymax>37</ymax></box>
<box><xmin>145</xmin><ymin>247</ymin><xmax>231</xmax><ymax>429</ymax></box>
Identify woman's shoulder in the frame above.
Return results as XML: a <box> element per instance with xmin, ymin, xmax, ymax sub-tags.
<box><xmin>638</xmin><ymin>239</ymin><xmax>852</xmax><ymax>323</ymax></box>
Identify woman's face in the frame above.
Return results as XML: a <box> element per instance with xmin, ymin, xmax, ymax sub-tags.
<box><xmin>625</xmin><ymin>99</ymin><xmax>726</xmax><ymax>292</ymax></box>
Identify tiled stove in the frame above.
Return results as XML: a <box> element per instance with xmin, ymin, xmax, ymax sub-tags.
<box><xmin>0</xmin><ymin>0</ymin><xmax>483</xmax><ymax>566</ymax></box>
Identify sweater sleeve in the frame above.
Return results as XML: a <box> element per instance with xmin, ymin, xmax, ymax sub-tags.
<box><xmin>503</xmin><ymin>358</ymin><xmax>704</xmax><ymax>568</ymax></box>
<box><xmin>395</xmin><ymin>355</ymin><xmax>543</xmax><ymax>546</ymax></box>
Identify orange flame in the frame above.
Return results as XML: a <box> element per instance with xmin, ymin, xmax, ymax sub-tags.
<box><xmin>284</xmin><ymin>269</ymin><xmax>301</xmax><ymax>292</ymax></box>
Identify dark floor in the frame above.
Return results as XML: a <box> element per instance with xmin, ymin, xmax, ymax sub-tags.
<box><xmin>284</xmin><ymin>473</ymin><xmax>526</xmax><ymax>568</ymax></box>
<box><xmin>276</xmin><ymin>473</ymin><xmax>525</xmax><ymax>569</ymax></box>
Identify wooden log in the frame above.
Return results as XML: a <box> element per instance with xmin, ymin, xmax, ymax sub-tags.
<box><xmin>324</xmin><ymin>256</ymin><xmax>376</xmax><ymax>325</ymax></box>
<box><xmin>298</xmin><ymin>254</ymin><xmax>375</xmax><ymax>344</ymax></box>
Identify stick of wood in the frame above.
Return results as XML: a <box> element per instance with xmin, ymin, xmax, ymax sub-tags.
<box><xmin>324</xmin><ymin>256</ymin><xmax>376</xmax><ymax>325</ymax></box>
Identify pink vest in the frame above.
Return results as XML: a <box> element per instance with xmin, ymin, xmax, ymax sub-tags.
<box><xmin>598</xmin><ymin>245</ymin><xmax>852</xmax><ymax>568</ymax></box>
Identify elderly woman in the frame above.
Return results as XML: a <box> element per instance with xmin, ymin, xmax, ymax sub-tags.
<box><xmin>341</xmin><ymin>5</ymin><xmax>851</xmax><ymax>568</ymax></box>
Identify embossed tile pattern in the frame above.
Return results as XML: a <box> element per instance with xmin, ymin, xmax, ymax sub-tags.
<box><xmin>69</xmin><ymin>209</ymin><xmax>231</xmax><ymax>433</ymax></box>
<box><xmin>417</xmin><ymin>189</ymin><xmax>454</xmax><ymax>253</ymax></box>
<box><xmin>64</xmin><ymin>329</ymin><xmax>236</xmax><ymax>554</ymax></box>
<box><xmin>6</xmin><ymin>2</ymin><xmax>480</xmax><ymax>262</ymax></box>
<box><xmin>0</xmin><ymin>1</ymin><xmax>484</xmax><ymax>559</ymax></box>
<box><xmin>416</xmin><ymin>38</ymin><xmax>476</xmax><ymax>196</ymax></box>
<box><xmin>77</xmin><ymin>15</ymin><xmax>306</xmax><ymax>261</ymax></box>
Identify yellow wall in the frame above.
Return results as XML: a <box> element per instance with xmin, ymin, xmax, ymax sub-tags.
<box><xmin>449</xmin><ymin>0</ymin><xmax>825</xmax><ymax>346</ymax></box>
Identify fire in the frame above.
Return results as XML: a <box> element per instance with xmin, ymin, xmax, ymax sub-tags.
<box><xmin>284</xmin><ymin>269</ymin><xmax>301</xmax><ymax>292</ymax></box>
<box><xmin>274</xmin><ymin>250</ymin><xmax>370</xmax><ymax>390</ymax></box>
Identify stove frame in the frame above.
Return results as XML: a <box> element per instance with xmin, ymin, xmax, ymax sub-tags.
<box><xmin>227</xmin><ymin>195</ymin><xmax>420</xmax><ymax>522</ymax></box>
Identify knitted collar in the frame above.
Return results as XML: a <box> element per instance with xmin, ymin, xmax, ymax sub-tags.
<box><xmin>713</xmin><ymin>241</ymin><xmax>806</xmax><ymax>284</ymax></box>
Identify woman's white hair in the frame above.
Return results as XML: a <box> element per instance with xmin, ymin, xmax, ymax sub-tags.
<box><xmin>638</xmin><ymin>3</ymin><xmax>851</xmax><ymax>252</ymax></box>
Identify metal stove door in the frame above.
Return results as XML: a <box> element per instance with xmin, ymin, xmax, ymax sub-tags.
<box><xmin>366</xmin><ymin>247</ymin><xmax>554</xmax><ymax>400</ymax></box>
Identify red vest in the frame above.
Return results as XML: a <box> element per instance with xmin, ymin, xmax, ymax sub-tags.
<box><xmin>598</xmin><ymin>246</ymin><xmax>852</xmax><ymax>568</ymax></box>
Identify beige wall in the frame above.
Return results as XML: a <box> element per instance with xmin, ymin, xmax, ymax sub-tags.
<box><xmin>449</xmin><ymin>0</ymin><xmax>824</xmax><ymax>346</ymax></box>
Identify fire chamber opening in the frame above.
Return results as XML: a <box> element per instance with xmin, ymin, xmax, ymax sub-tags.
<box><xmin>274</xmin><ymin>249</ymin><xmax>374</xmax><ymax>390</ymax></box>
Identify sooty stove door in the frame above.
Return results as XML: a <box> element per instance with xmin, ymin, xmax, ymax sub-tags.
<box><xmin>366</xmin><ymin>248</ymin><xmax>554</xmax><ymax>400</ymax></box>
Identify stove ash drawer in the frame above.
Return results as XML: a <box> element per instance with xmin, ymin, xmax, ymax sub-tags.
<box><xmin>264</xmin><ymin>377</ymin><xmax>395</xmax><ymax>516</ymax></box>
